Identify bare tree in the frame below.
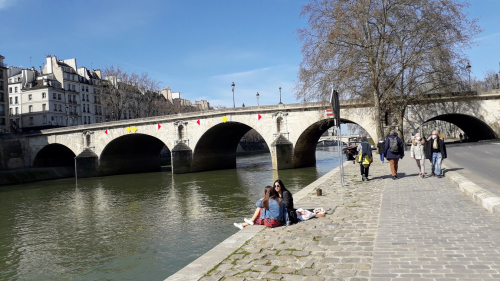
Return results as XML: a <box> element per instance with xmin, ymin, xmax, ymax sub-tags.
<box><xmin>296</xmin><ymin>0</ymin><xmax>480</xmax><ymax>139</ymax></box>
<box><xmin>101</xmin><ymin>66</ymin><xmax>199</xmax><ymax>120</ymax></box>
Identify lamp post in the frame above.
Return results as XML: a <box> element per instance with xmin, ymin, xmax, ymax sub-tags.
<box><xmin>231</xmin><ymin>82</ymin><xmax>235</xmax><ymax>108</ymax></box>
<box><xmin>256</xmin><ymin>92</ymin><xmax>260</xmax><ymax>106</ymax></box>
<box><xmin>466</xmin><ymin>62</ymin><xmax>471</xmax><ymax>90</ymax></box>
<box><xmin>278</xmin><ymin>86</ymin><xmax>282</xmax><ymax>104</ymax></box>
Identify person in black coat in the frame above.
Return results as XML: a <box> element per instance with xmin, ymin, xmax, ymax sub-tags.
<box><xmin>377</xmin><ymin>139</ymin><xmax>385</xmax><ymax>163</ymax></box>
<box><xmin>274</xmin><ymin>179</ymin><xmax>297</xmax><ymax>225</ymax></box>
<box><xmin>424</xmin><ymin>130</ymin><xmax>447</xmax><ymax>178</ymax></box>
<box><xmin>357</xmin><ymin>136</ymin><xmax>373</xmax><ymax>181</ymax></box>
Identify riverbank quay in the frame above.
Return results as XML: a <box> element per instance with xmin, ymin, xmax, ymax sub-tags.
<box><xmin>167</xmin><ymin>156</ymin><xmax>500</xmax><ymax>281</ymax></box>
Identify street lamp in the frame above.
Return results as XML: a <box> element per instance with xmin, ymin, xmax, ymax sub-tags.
<box><xmin>466</xmin><ymin>62</ymin><xmax>471</xmax><ymax>90</ymax></box>
<box><xmin>256</xmin><ymin>92</ymin><xmax>260</xmax><ymax>106</ymax></box>
<box><xmin>278</xmin><ymin>86</ymin><xmax>282</xmax><ymax>104</ymax></box>
<box><xmin>231</xmin><ymin>82</ymin><xmax>235</xmax><ymax>108</ymax></box>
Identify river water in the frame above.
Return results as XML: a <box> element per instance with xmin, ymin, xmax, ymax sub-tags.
<box><xmin>0</xmin><ymin>147</ymin><xmax>341</xmax><ymax>280</ymax></box>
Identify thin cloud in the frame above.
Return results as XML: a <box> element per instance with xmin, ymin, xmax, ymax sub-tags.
<box><xmin>212</xmin><ymin>66</ymin><xmax>275</xmax><ymax>80</ymax></box>
<box><xmin>0</xmin><ymin>0</ymin><xmax>15</xmax><ymax>9</ymax></box>
<box><xmin>474</xmin><ymin>32</ymin><xmax>500</xmax><ymax>42</ymax></box>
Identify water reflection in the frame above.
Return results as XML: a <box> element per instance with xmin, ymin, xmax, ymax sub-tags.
<box><xmin>0</xmin><ymin>147</ymin><xmax>339</xmax><ymax>280</ymax></box>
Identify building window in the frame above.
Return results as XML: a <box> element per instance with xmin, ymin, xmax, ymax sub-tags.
<box><xmin>58</xmin><ymin>116</ymin><xmax>62</xmax><ymax>124</ymax></box>
<box><xmin>15</xmin><ymin>97</ymin><xmax>18</xmax><ymax>104</ymax></box>
<box><xmin>43</xmin><ymin>115</ymin><xmax>47</xmax><ymax>124</ymax></box>
<box><xmin>29</xmin><ymin>105</ymin><xmax>33</xmax><ymax>113</ymax></box>
<box><xmin>15</xmin><ymin>107</ymin><xmax>18</xmax><ymax>114</ymax></box>
<box><xmin>72</xmin><ymin>84</ymin><xmax>75</xmax><ymax>91</ymax></box>
<box><xmin>42</xmin><ymin>92</ymin><xmax>46</xmax><ymax>99</ymax></box>
<box><xmin>53</xmin><ymin>93</ymin><xmax>56</xmax><ymax>99</ymax></box>
<box><xmin>9</xmin><ymin>87</ymin><xmax>12</xmax><ymax>93</ymax></box>
<box><xmin>58</xmin><ymin>94</ymin><xmax>61</xmax><ymax>100</ymax></box>
<box><xmin>9</xmin><ymin>97</ymin><xmax>12</xmax><ymax>104</ymax></box>
<box><xmin>42</xmin><ymin>104</ymin><xmax>46</xmax><ymax>111</ymax></box>
<box><xmin>28</xmin><ymin>94</ymin><xmax>32</xmax><ymax>101</ymax></box>
<box><xmin>29</xmin><ymin>117</ymin><xmax>33</xmax><ymax>125</ymax></box>
<box><xmin>58</xmin><ymin>105</ymin><xmax>62</xmax><ymax>111</ymax></box>
<box><xmin>15</xmin><ymin>87</ymin><xmax>18</xmax><ymax>93</ymax></box>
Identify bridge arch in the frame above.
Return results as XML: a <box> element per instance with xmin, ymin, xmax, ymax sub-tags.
<box><xmin>293</xmin><ymin>118</ymin><xmax>374</xmax><ymax>168</ymax></box>
<box><xmin>34</xmin><ymin>143</ymin><xmax>76</xmax><ymax>168</ymax></box>
<box><xmin>191</xmin><ymin>121</ymin><xmax>269</xmax><ymax>172</ymax></box>
<box><xmin>423</xmin><ymin>113</ymin><xmax>496</xmax><ymax>142</ymax></box>
<box><xmin>99</xmin><ymin>133</ymin><xmax>170</xmax><ymax>176</ymax></box>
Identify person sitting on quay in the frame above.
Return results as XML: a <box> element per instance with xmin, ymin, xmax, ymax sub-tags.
<box><xmin>411</xmin><ymin>133</ymin><xmax>426</xmax><ymax>178</ymax></box>
<box><xmin>274</xmin><ymin>179</ymin><xmax>297</xmax><ymax>225</ymax></box>
<box><xmin>384</xmin><ymin>130</ymin><xmax>405</xmax><ymax>180</ymax></box>
<box><xmin>234</xmin><ymin>186</ymin><xmax>288</xmax><ymax>230</ymax></box>
<box><xmin>425</xmin><ymin>130</ymin><xmax>447</xmax><ymax>178</ymax></box>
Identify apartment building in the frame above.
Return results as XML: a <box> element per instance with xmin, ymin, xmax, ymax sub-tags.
<box><xmin>0</xmin><ymin>55</ymin><xmax>8</xmax><ymax>133</ymax></box>
<box><xmin>194</xmin><ymin>100</ymin><xmax>210</xmax><ymax>110</ymax></box>
<box><xmin>7</xmin><ymin>56</ymin><xmax>104</xmax><ymax>131</ymax></box>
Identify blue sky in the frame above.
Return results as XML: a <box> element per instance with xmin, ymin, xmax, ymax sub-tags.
<box><xmin>1</xmin><ymin>0</ymin><xmax>499</xmax><ymax>108</ymax></box>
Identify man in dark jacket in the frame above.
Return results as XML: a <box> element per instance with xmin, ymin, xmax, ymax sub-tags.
<box><xmin>425</xmin><ymin>130</ymin><xmax>447</xmax><ymax>178</ymax></box>
<box><xmin>384</xmin><ymin>130</ymin><xmax>405</xmax><ymax>180</ymax></box>
<box><xmin>377</xmin><ymin>139</ymin><xmax>385</xmax><ymax>163</ymax></box>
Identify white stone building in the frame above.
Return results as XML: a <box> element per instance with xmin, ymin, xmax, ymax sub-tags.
<box><xmin>7</xmin><ymin>56</ymin><xmax>104</xmax><ymax>131</ymax></box>
<box><xmin>0</xmin><ymin>55</ymin><xmax>8</xmax><ymax>133</ymax></box>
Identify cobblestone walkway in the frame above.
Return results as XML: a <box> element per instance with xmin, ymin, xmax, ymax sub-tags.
<box><xmin>200</xmin><ymin>157</ymin><xmax>500</xmax><ymax>281</ymax></box>
<box><xmin>372</xmin><ymin>160</ymin><xmax>500</xmax><ymax>280</ymax></box>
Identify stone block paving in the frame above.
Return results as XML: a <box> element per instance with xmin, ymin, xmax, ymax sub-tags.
<box><xmin>200</xmin><ymin>157</ymin><xmax>500</xmax><ymax>281</ymax></box>
<box><xmin>372</xmin><ymin>158</ymin><xmax>500</xmax><ymax>281</ymax></box>
<box><xmin>201</xmin><ymin>159</ymin><xmax>389</xmax><ymax>281</ymax></box>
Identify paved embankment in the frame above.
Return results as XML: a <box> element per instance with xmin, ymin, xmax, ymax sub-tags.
<box><xmin>169</xmin><ymin>157</ymin><xmax>500</xmax><ymax>280</ymax></box>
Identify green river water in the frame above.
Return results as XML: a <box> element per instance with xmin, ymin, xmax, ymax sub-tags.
<box><xmin>0</xmin><ymin>147</ymin><xmax>341</xmax><ymax>280</ymax></box>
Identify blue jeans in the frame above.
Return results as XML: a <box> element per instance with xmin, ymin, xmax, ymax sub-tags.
<box><xmin>431</xmin><ymin>152</ymin><xmax>442</xmax><ymax>175</ymax></box>
<box><xmin>380</xmin><ymin>153</ymin><xmax>384</xmax><ymax>162</ymax></box>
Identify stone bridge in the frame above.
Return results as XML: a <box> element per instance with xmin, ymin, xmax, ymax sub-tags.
<box><xmin>6</xmin><ymin>90</ymin><xmax>500</xmax><ymax>177</ymax></box>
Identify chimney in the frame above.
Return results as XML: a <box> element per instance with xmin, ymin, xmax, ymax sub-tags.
<box><xmin>39</xmin><ymin>66</ymin><xmax>42</xmax><ymax>73</ymax></box>
<box><xmin>45</xmin><ymin>56</ymin><xmax>53</xmax><ymax>74</ymax></box>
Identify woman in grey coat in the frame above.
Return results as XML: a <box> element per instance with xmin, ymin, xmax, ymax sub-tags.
<box><xmin>410</xmin><ymin>133</ymin><xmax>426</xmax><ymax>178</ymax></box>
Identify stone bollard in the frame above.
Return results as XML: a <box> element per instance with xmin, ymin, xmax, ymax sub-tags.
<box><xmin>316</xmin><ymin>188</ymin><xmax>322</xmax><ymax>196</ymax></box>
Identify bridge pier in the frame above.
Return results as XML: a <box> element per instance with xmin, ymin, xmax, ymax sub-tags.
<box><xmin>271</xmin><ymin>135</ymin><xmax>294</xmax><ymax>170</ymax></box>
<box><xmin>171</xmin><ymin>142</ymin><xmax>193</xmax><ymax>174</ymax></box>
<box><xmin>75</xmin><ymin>148</ymin><xmax>99</xmax><ymax>178</ymax></box>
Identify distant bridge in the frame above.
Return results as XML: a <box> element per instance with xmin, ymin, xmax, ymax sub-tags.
<box><xmin>2</xmin><ymin>90</ymin><xmax>499</xmax><ymax>177</ymax></box>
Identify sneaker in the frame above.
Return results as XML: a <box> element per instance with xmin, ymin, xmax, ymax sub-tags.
<box><xmin>431</xmin><ymin>173</ymin><xmax>436</xmax><ymax>177</ymax></box>
<box><xmin>365</xmin><ymin>177</ymin><xmax>369</xmax><ymax>181</ymax></box>
<box><xmin>392</xmin><ymin>176</ymin><xmax>397</xmax><ymax>180</ymax></box>
<box><xmin>233</xmin><ymin>223</ymin><xmax>244</xmax><ymax>230</ymax></box>
<box><xmin>362</xmin><ymin>175</ymin><xmax>366</xmax><ymax>181</ymax></box>
<box><xmin>437</xmin><ymin>175</ymin><xmax>443</xmax><ymax>178</ymax></box>
<box><xmin>244</xmin><ymin>218</ymin><xmax>254</xmax><ymax>225</ymax></box>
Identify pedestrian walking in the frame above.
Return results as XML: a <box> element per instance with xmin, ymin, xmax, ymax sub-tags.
<box><xmin>384</xmin><ymin>130</ymin><xmax>405</xmax><ymax>180</ymax></box>
<box><xmin>459</xmin><ymin>133</ymin><xmax>463</xmax><ymax>143</ymax></box>
<box><xmin>425</xmin><ymin>130</ymin><xmax>447</xmax><ymax>178</ymax></box>
<box><xmin>410</xmin><ymin>133</ymin><xmax>426</xmax><ymax>178</ymax></box>
<box><xmin>377</xmin><ymin>139</ymin><xmax>385</xmax><ymax>163</ymax></box>
<box><xmin>357</xmin><ymin>136</ymin><xmax>373</xmax><ymax>181</ymax></box>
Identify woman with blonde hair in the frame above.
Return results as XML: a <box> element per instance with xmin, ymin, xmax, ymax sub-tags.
<box><xmin>410</xmin><ymin>133</ymin><xmax>426</xmax><ymax>178</ymax></box>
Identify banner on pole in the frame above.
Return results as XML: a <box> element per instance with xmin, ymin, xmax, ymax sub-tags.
<box><xmin>329</xmin><ymin>89</ymin><xmax>340</xmax><ymax>127</ymax></box>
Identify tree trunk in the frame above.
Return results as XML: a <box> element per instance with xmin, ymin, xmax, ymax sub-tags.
<box><xmin>397</xmin><ymin>109</ymin><xmax>405</xmax><ymax>141</ymax></box>
<box><xmin>373</xmin><ymin>90</ymin><xmax>384</xmax><ymax>141</ymax></box>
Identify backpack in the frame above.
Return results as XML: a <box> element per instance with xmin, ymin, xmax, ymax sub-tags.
<box><xmin>389</xmin><ymin>138</ymin><xmax>400</xmax><ymax>154</ymax></box>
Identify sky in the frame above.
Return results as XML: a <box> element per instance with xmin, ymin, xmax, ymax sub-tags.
<box><xmin>1</xmin><ymin>0</ymin><xmax>499</xmax><ymax>108</ymax></box>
